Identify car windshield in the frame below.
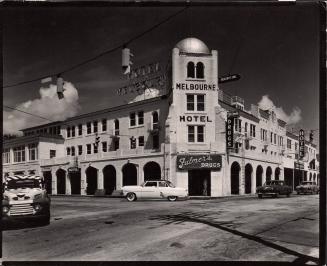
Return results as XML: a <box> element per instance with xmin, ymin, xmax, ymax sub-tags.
<box><xmin>301</xmin><ymin>181</ymin><xmax>313</xmax><ymax>185</ymax></box>
<box><xmin>265</xmin><ymin>181</ymin><xmax>282</xmax><ymax>186</ymax></box>
<box><xmin>166</xmin><ymin>181</ymin><xmax>175</xmax><ymax>188</ymax></box>
<box><xmin>6</xmin><ymin>179</ymin><xmax>41</xmax><ymax>190</ymax></box>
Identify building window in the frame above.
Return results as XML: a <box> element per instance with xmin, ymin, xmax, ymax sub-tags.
<box><xmin>187</xmin><ymin>94</ymin><xmax>205</xmax><ymax>111</ymax></box>
<box><xmin>67</xmin><ymin>127</ymin><xmax>71</xmax><ymax>138</ymax></box>
<box><xmin>250</xmin><ymin>124</ymin><xmax>256</xmax><ymax>137</ymax></box>
<box><xmin>2</xmin><ymin>148</ymin><xmax>10</xmax><ymax>164</ymax></box>
<box><xmin>152</xmin><ymin>112</ymin><xmax>159</xmax><ymax>129</ymax></box>
<box><xmin>187</xmin><ymin>95</ymin><xmax>195</xmax><ymax>111</ymax></box>
<box><xmin>270</xmin><ymin>132</ymin><xmax>273</xmax><ymax>143</ymax></box>
<box><xmin>71</xmin><ymin>126</ymin><xmax>75</xmax><ymax>137</ymax></box>
<box><xmin>57</xmin><ymin>126</ymin><xmax>61</xmax><ymax>135</ymax></box>
<box><xmin>87</xmin><ymin>144</ymin><xmax>92</xmax><ymax>154</ymax></box>
<box><xmin>138</xmin><ymin>136</ymin><xmax>144</xmax><ymax>147</ymax></box>
<box><xmin>295</xmin><ymin>142</ymin><xmax>298</xmax><ymax>151</ymax></box>
<box><xmin>130</xmin><ymin>113</ymin><xmax>136</xmax><ymax>127</ymax></box>
<box><xmin>188</xmin><ymin>126</ymin><xmax>195</xmax><ymax>142</ymax></box>
<box><xmin>274</xmin><ymin>134</ymin><xmax>277</xmax><ymax>144</ymax></box>
<box><xmin>114</xmin><ymin>119</ymin><xmax>120</xmax><ymax>135</ymax></box>
<box><xmin>197</xmin><ymin>125</ymin><xmax>204</xmax><ymax>142</ymax></box>
<box><xmin>102</xmin><ymin>119</ymin><xmax>107</xmax><ymax>132</ymax></box>
<box><xmin>130</xmin><ymin>137</ymin><xmax>136</xmax><ymax>149</ymax></box>
<box><xmin>245</xmin><ymin>123</ymin><xmax>248</xmax><ymax>133</ymax></box>
<box><xmin>187</xmin><ymin>62</ymin><xmax>195</xmax><ymax>78</ymax></box>
<box><xmin>235</xmin><ymin>118</ymin><xmax>241</xmax><ymax>132</ymax></box>
<box><xmin>66</xmin><ymin>147</ymin><xmax>71</xmax><ymax>156</ymax></box>
<box><xmin>93</xmin><ymin>121</ymin><xmax>98</xmax><ymax>133</ymax></box>
<box><xmin>78</xmin><ymin>124</ymin><xmax>83</xmax><ymax>136</ymax></box>
<box><xmin>87</xmin><ymin>122</ymin><xmax>92</xmax><ymax>134</ymax></box>
<box><xmin>138</xmin><ymin>111</ymin><xmax>144</xmax><ymax>125</ymax></box>
<box><xmin>287</xmin><ymin>139</ymin><xmax>292</xmax><ymax>149</ymax></box>
<box><xmin>153</xmin><ymin>134</ymin><xmax>159</xmax><ymax>149</ymax></box>
<box><xmin>28</xmin><ymin>143</ymin><xmax>38</xmax><ymax>161</ymax></box>
<box><xmin>102</xmin><ymin>142</ymin><xmax>107</xmax><ymax>152</ymax></box>
<box><xmin>196</xmin><ymin>62</ymin><xmax>204</xmax><ymax>79</ymax></box>
<box><xmin>93</xmin><ymin>144</ymin><xmax>98</xmax><ymax>154</ymax></box>
<box><xmin>78</xmin><ymin>145</ymin><xmax>83</xmax><ymax>155</ymax></box>
<box><xmin>50</xmin><ymin>150</ymin><xmax>56</xmax><ymax>158</ymax></box>
<box><xmin>197</xmin><ymin>95</ymin><xmax>205</xmax><ymax>111</ymax></box>
<box><xmin>114</xmin><ymin>139</ymin><xmax>119</xmax><ymax>151</ymax></box>
<box><xmin>71</xmin><ymin>147</ymin><xmax>75</xmax><ymax>156</ymax></box>
<box><xmin>13</xmin><ymin>146</ymin><xmax>25</xmax><ymax>162</ymax></box>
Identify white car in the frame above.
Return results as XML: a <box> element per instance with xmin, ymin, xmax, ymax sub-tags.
<box><xmin>122</xmin><ymin>180</ymin><xmax>188</xmax><ymax>202</ymax></box>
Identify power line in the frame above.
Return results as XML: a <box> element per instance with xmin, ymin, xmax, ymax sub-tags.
<box><xmin>4</xmin><ymin>105</ymin><xmax>56</xmax><ymax>123</ymax></box>
<box><xmin>3</xmin><ymin>6</ymin><xmax>189</xmax><ymax>89</ymax></box>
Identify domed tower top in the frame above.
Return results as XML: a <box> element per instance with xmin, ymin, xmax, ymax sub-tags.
<box><xmin>175</xmin><ymin>37</ymin><xmax>210</xmax><ymax>54</ymax></box>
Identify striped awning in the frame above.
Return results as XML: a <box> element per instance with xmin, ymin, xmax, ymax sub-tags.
<box><xmin>5</xmin><ymin>175</ymin><xmax>42</xmax><ymax>182</ymax></box>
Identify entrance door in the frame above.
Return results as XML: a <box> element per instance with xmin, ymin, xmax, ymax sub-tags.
<box><xmin>70</xmin><ymin>171</ymin><xmax>81</xmax><ymax>195</ymax></box>
<box><xmin>43</xmin><ymin>171</ymin><xmax>52</xmax><ymax>194</ymax></box>
<box><xmin>188</xmin><ymin>169</ymin><xmax>211</xmax><ymax>196</ymax></box>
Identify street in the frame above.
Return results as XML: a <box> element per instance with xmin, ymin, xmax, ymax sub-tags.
<box><xmin>2</xmin><ymin>194</ymin><xmax>319</xmax><ymax>263</ymax></box>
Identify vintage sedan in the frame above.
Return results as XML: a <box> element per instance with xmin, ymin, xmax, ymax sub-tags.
<box><xmin>121</xmin><ymin>180</ymin><xmax>189</xmax><ymax>202</ymax></box>
<box><xmin>256</xmin><ymin>180</ymin><xmax>292</xmax><ymax>198</ymax></box>
<box><xmin>295</xmin><ymin>181</ymin><xmax>319</xmax><ymax>194</ymax></box>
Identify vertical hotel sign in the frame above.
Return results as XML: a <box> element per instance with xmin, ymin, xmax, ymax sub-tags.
<box><xmin>298</xmin><ymin>129</ymin><xmax>305</xmax><ymax>159</ymax></box>
<box><xmin>226</xmin><ymin>116</ymin><xmax>234</xmax><ymax>148</ymax></box>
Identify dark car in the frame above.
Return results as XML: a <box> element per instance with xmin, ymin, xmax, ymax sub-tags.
<box><xmin>256</xmin><ymin>180</ymin><xmax>292</xmax><ymax>198</ymax></box>
<box><xmin>295</xmin><ymin>181</ymin><xmax>319</xmax><ymax>195</ymax></box>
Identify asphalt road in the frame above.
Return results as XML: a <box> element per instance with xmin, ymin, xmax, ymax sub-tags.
<box><xmin>2</xmin><ymin>194</ymin><xmax>319</xmax><ymax>263</ymax></box>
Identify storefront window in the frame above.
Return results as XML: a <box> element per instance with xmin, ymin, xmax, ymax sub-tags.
<box><xmin>13</xmin><ymin>146</ymin><xmax>25</xmax><ymax>162</ymax></box>
<box><xmin>28</xmin><ymin>143</ymin><xmax>38</xmax><ymax>161</ymax></box>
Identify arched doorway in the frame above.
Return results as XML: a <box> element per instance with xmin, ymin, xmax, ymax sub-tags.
<box><xmin>245</xmin><ymin>164</ymin><xmax>253</xmax><ymax>194</ymax></box>
<box><xmin>275</xmin><ymin>168</ymin><xmax>281</xmax><ymax>181</ymax></box>
<box><xmin>56</xmin><ymin>169</ymin><xmax>66</xmax><ymax>194</ymax></box>
<box><xmin>86</xmin><ymin>166</ymin><xmax>98</xmax><ymax>195</ymax></box>
<box><xmin>266</xmin><ymin>167</ymin><xmax>272</xmax><ymax>182</ymax></box>
<box><xmin>103</xmin><ymin>165</ymin><xmax>116</xmax><ymax>195</ymax></box>
<box><xmin>43</xmin><ymin>171</ymin><xmax>52</xmax><ymax>194</ymax></box>
<box><xmin>231</xmin><ymin>162</ymin><xmax>240</xmax><ymax>195</ymax></box>
<box><xmin>144</xmin><ymin>161</ymin><xmax>161</xmax><ymax>181</ymax></box>
<box><xmin>70</xmin><ymin>169</ymin><xmax>81</xmax><ymax>195</ymax></box>
<box><xmin>122</xmin><ymin>163</ymin><xmax>137</xmax><ymax>186</ymax></box>
<box><xmin>309</xmin><ymin>172</ymin><xmax>312</xmax><ymax>181</ymax></box>
<box><xmin>256</xmin><ymin>165</ymin><xmax>263</xmax><ymax>187</ymax></box>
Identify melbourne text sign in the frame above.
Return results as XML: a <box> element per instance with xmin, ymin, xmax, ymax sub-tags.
<box><xmin>177</xmin><ymin>154</ymin><xmax>222</xmax><ymax>170</ymax></box>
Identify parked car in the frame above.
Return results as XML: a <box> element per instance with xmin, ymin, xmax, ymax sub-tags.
<box><xmin>295</xmin><ymin>181</ymin><xmax>319</xmax><ymax>194</ymax></box>
<box><xmin>2</xmin><ymin>175</ymin><xmax>51</xmax><ymax>225</ymax></box>
<box><xmin>121</xmin><ymin>180</ymin><xmax>189</xmax><ymax>202</ymax></box>
<box><xmin>256</xmin><ymin>180</ymin><xmax>292</xmax><ymax>198</ymax></box>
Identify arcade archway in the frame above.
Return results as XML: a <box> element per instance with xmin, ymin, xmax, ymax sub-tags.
<box><xmin>144</xmin><ymin>161</ymin><xmax>161</xmax><ymax>181</ymax></box>
<box><xmin>231</xmin><ymin>162</ymin><xmax>240</xmax><ymax>195</ymax></box>
<box><xmin>275</xmin><ymin>167</ymin><xmax>281</xmax><ymax>180</ymax></box>
<box><xmin>86</xmin><ymin>166</ymin><xmax>98</xmax><ymax>195</ymax></box>
<box><xmin>103</xmin><ymin>165</ymin><xmax>116</xmax><ymax>195</ymax></box>
<box><xmin>256</xmin><ymin>165</ymin><xmax>263</xmax><ymax>187</ymax></box>
<box><xmin>245</xmin><ymin>164</ymin><xmax>253</xmax><ymax>194</ymax></box>
<box><xmin>122</xmin><ymin>163</ymin><xmax>137</xmax><ymax>186</ymax></box>
<box><xmin>56</xmin><ymin>169</ymin><xmax>66</xmax><ymax>194</ymax></box>
<box><xmin>266</xmin><ymin>167</ymin><xmax>272</xmax><ymax>182</ymax></box>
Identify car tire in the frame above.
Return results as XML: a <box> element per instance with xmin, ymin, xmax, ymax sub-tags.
<box><xmin>258</xmin><ymin>194</ymin><xmax>263</xmax><ymax>199</ymax></box>
<box><xmin>126</xmin><ymin>192</ymin><xmax>137</xmax><ymax>202</ymax></box>
<box><xmin>167</xmin><ymin>196</ymin><xmax>177</xmax><ymax>202</ymax></box>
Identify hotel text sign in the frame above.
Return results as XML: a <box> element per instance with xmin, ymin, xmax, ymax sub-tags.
<box><xmin>298</xmin><ymin>129</ymin><xmax>305</xmax><ymax>159</ymax></box>
<box><xmin>177</xmin><ymin>154</ymin><xmax>222</xmax><ymax>170</ymax></box>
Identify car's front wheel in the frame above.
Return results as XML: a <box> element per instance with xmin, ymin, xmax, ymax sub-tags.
<box><xmin>126</xmin><ymin>192</ymin><xmax>137</xmax><ymax>202</ymax></box>
<box><xmin>167</xmin><ymin>196</ymin><xmax>177</xmax><ymax>202</ymax></box>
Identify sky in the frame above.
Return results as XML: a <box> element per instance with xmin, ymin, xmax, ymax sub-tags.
<box><xmin>3</xmin><ymin>3</ymin><xmax>321</xmax><ymax>146</ymax></box>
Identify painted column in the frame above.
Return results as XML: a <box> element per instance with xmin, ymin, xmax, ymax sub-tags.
<box><xmin>80</xmin><ymin>165</ymin><xmax>87</xmax><ymax>195</ymax></box>
<box><xmin>65</xmin><ymin>171</ymin><xmax>71</xmax><ymax>195</ymax></box>
<box><xmin>251</xmin><ymin>167</ymin><xmax>256</xmax><ymax>194</ymax></box>
<box><xmin>116</xmin><ymin>166</ymin><xmax>123</xmax><ymax>190</ymax></box>
<box><xmin>98</xmin><ymin>169</ymin><xmax>104</xmax><ymax>189</ymax></box>
<box><xmin>51</xmin><ymin>168</ymin><xmax>57</xmax><ymax>195</ymax></box>
<box><xmin>139</xmin><ymin>162</ymin><xmax>144</xmax><ymax>185</ymax></box>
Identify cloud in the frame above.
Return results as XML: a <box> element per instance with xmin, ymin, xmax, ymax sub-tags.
<box><xmin>257</xmin><ymin>95</ymin><xmax>302</xmax><ymax>125</ymax></box>
<box><xmin>3</xmin><ymin>81</ymin><xmax>81</xmax><ymax>135</ymax></box>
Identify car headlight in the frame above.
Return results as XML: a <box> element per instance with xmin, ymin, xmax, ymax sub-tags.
<box><xmin>34</xmin><ymin>203</ymin><xmax>42</xmax><ymax>212</ymax></box>
<box><xmin>2</xmin><ymin>206</ymin><xmax>10</xmax><ymax>214</ymax></box>
<box><xmin>34</xmin><ymin>194</ymin><xmax>42</xmax><ymax>200</ymax></box>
